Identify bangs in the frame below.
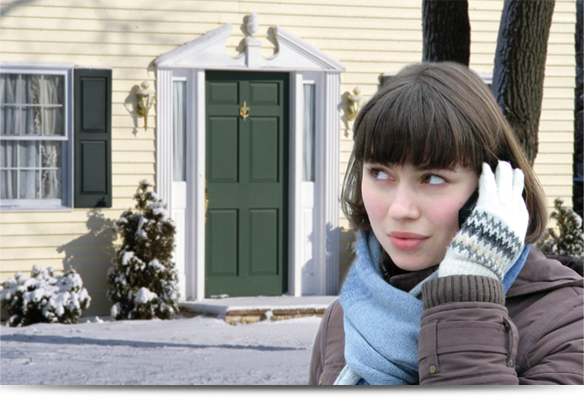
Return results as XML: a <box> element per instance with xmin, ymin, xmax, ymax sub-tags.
<box><xmin>355</xmin><ymin>76</ymin><xmax>483</xmax><ymax>172</ymax></box>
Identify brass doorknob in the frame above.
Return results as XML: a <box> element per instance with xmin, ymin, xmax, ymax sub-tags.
<box><xmin>205</xmin><ymin>180</ymin><xmax>209</xmax><ymax>223</ymax></box>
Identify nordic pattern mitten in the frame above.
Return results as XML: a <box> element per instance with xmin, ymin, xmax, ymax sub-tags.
<box><xmin>439</xmin><ymin>161</ymin><xmax>529</xmax><ymax>281</ymax></box>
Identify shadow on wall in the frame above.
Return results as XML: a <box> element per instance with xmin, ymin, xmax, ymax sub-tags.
<box><xmin>0</xmin><ymin>0</ymin><xmax>36</xmax><ymax>16</ymax></box>
<box><xmin>339</xmin><ymin>227</ymin><xmax>356</xmax><ymax>287</ymax></box>
<box><xmin>300</xmin><ymin>223</ymin><xmax>356</xmax><ymax>295</ymax></box>
<box><xmin>57</xmin><ymin>209</ymin><xmax>116</xmax><ymax>316</ymax></box>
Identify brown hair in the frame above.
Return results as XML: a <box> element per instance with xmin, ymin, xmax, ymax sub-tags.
<box><xmin>342</xmin><ymin>62</ymin><xmax>548</xmax><ymax>244</ymax></box>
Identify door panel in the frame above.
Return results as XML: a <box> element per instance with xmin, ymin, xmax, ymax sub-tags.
<box><xmin>208</xmin><ymin>117</ymin><xmax>239</xmax><ymax>182</ymax></box>
<box><xmin>250</xmin><ymin>118</ymin><xmax>279</xmax><ymax>182</ymax></box>
<box><xmin>207</xmin><ymin>209</ymin><xmax>239</xmax><ymax>276</ymax></box>
<box><xmin>249</xmin><ymin>209</ymin><xmax>279</xmax><ymax>275</ymax></box>
<box><xmin>205</xmin><ymin>71</ymin><xmax>288</xmax><ymax>297</ymax></box>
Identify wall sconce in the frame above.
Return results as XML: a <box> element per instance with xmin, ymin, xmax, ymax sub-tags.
<box><xmin>136</xmin><ymin>81</ymin><xmax>155</xmax><ymax>131</ymax></box>
<box><xmin>347</xmin><ymin>86</ymin><xmax>365</xmax><ymax>121</ymax></box>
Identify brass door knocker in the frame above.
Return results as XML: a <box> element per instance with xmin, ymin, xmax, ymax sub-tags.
<box><xmin>239</xmin><ymin>101</ymin><xmax>250</xmax><ymax>121</ymax></box>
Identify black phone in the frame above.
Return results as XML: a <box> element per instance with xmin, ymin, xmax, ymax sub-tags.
<box><xmin>458</xmin><ymin>188</ymin><xmax>479</xmax><ymax>228</ymax></box>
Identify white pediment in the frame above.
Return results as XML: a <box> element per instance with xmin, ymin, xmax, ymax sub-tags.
<box><xmin>154</xmin><ymin>18</ymin><xmax>345</xmax><ymax>72</ymax></box>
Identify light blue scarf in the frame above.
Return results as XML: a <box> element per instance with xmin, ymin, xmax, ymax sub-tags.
<box><xmin>336</xmin><ymin>231</ymin><xmax>530</xmax><ymax>385</ymax></box>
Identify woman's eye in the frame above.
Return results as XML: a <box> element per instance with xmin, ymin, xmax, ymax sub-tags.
<box><xmin>373</xmin><ymin>170</ymin><xmax>390</xmax><ymax>180</ymax></box>
<box><xmin>425</xmin><ymin>175</ymin><xmax>446</xmax><ymax>185</ymax></box>
<box><xmin>375</xmin><ymin>170</ymin><xmax>389</xmax><ymax>180</ymax></box>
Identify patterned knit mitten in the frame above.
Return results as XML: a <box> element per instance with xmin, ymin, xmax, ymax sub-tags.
<box><xmin>439</xmin><ymin>161</ymin><xmax>529</xmax><ymax>281</ymax></box>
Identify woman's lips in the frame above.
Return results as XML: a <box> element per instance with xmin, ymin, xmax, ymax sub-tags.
<box><xmin>389</xmin><ymin>232</ymin><xmax>428</xmax><ymax>251</ymax></box>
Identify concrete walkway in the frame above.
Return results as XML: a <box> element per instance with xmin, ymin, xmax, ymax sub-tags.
<box><xmin>179</xmin><ymin>295</ymin><xmax>337</xmax><ymax>324</ymax></box>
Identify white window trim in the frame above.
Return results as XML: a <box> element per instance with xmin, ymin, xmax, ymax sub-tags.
<box><xmin>0</xmin><ymin>62</ymin><xmax>74</xmax><ymax>212</ymax></box>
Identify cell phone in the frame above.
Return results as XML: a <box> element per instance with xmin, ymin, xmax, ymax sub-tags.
<box><xmin>458</xmin><ymin>188</ymin><xmax>479</xmax><ymax>228</ymax></box>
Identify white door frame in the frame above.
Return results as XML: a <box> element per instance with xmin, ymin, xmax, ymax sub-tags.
<box><xmin>154</xmin><ymin>18</ymin><xmax>345</xmax><ymax>300</ymax></box>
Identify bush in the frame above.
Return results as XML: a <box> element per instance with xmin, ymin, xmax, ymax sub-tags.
<box><xmin>0</xmin><ymin>265</ymin><xmax>91</xmax><ymax>327</ymax></box>
<box><xmin>538</xmin><ymin>197</ymin><xmax>584</xmax><ymax>257</ymax></box>
<box><xmin>107</xmin><ymin>180</ymin><xmax>179</xmax><ymax>320</ymax></box>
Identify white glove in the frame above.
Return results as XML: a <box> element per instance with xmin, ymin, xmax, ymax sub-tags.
<box><xmin>439</xmin><ymin>161</ymin><xmax>529</xmax><ymax>281</ymax></box>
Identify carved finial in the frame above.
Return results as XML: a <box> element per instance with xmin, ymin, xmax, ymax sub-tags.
<box><xmin>247</xmin><ymin>13</ymin><xmax>259</xmax><ymax>37</ymax></box>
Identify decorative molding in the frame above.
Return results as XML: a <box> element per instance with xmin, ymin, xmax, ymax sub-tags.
<box><xmin>155</xmin><ymin>20</ymin><xmax>345</xmax><ymax>72</ymax></box>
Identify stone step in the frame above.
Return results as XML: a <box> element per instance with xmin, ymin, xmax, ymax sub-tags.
<box><xmin>179</xmin><ymin>296</ymin><xmax>337</xmax><ymax>324</ymax></box>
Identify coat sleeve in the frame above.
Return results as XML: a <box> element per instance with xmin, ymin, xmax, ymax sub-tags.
<box><xmin>514</xmin><ymin>288</ymin><xmax>583</xmax><ymax>384</ymax></box>
<box><xmin>418</xmin><ymin>275</ymin><xmax>584</xmax><ymax>385</ymax></box>
<box><xmin>419</xmin><ymin>275</ymin><xmax>519</xmax><ymax>385</ymax></box>
<box><xmin>308</xmin><ymin>299</ymin><xmax>346</xmax><ymax>385</ymax></box>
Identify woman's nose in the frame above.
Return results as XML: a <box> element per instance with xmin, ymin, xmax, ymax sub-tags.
<box><xmin>387</xmin><ymin>184</ymin><xmax>420</xmax><ymax>221</ymax></box>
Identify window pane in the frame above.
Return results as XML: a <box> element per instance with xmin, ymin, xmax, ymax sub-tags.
<box><xmin>173</xmin><ymin>81</ymin><xmax>187</xmax><ymax>182</ymax></box>
<box><xmin>42</xmin><ymin>75</ymin><xmax>64</xmax><ymax>105</ymax></box>
<box><xmin>23</xmin><ymin>106</ymin><xmax>42</xmax><ymax>136</ymax></box>
<box><xmin>1</xmin><ymin>141</ymin><xmax>17</xmax><ymax>168</ymax></box>
<box><xmin>19</xmin><ymin>170</ymin><xmax>39</xmax><ymax>199</ymax></box>
<box><xmin>42</xmin><ymin>75</ymin><xmax>65</xmax><ymax>136</ymax></box>
<box><xmin>22</xmin><ymin>75</ymin><xmax>41</xmax><ymax>104</ymax></box>
<box><xmin>19</xmin><ymin>141</ymin><xmax>39</xmax><ymax>168</ymax></box>
<box><xmin>41</xmin><ymin>169</ymin><xmax>62</xmax><ymax>199</ymax></box>
<box><xmin>43</xmin><ymin>107</ymin><xmax>64</xmax><ymax>136</ymax></box>
<box><xmin>1</xmin><ymin>106</ymin><xmax>22</xmax><ymax>136</ymax></box>
<box><xmin>41</xmin><ymin>141</ymin><xmax>62</xmax><ymax>168</ymax></box>
<box><xmin>303</xmin><ymin>84</ymin><xmax>316</xmax><ymax>182</ymax></box>
<box><xmin>1</xmin><ymin>170</ymin><xmax>17</xmax><ymax>199</ymax></box>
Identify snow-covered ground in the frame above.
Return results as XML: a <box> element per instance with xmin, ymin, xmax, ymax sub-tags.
<box><xmin>0</xmin><ymin>314</ymin><xmax>321</xmax><ymax>385</ymax></box>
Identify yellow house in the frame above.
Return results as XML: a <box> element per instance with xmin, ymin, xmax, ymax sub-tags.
<box><xmin>0</xmin><ymin>0</ymin><xmax>577</xmax><ymax>315</ymax></box>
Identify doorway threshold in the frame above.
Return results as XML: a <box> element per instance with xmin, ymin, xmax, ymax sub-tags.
<box><xmin>179</xmin><ymin>295</ymin><xmax>337</xmax><ymax>324</ymax></box>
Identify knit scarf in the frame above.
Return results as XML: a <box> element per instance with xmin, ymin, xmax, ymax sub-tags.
<box><xmin>336</xmin><ymin>230</ymin><xmax>530</xmax><ymax>385</ymax></box>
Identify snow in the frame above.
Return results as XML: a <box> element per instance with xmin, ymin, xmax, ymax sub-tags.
<box><xmin>1</xmin><ymin>265</ymin><xmax>90</xmax><ymax>327</ymax></box>
<box><xmin>135</xmin><ymin>287</ymin><xmax>157</xmax><ymax>304</ymax></box>
<box><xmin>0</xmin><ymin>314</ymin><xmax>322</xmax><ymax>385</ymax></box>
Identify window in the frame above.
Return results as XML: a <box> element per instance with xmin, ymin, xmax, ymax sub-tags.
<box><xmin>173</xmin><ymin>80</ymin><xmax>186</xmax><ymax>182</ymax></box>
<box><xmin>303</xmin><ymin>83</ymin><xmax>315</xmax><ymax>182</ymax></box>
<box><xmin>1</xmin><ymin>68</ymin><xmax>71</xmax><ymax>209</ymax></box>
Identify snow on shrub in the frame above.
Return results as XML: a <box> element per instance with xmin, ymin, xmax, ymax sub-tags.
<box><xmin>0</xmin><ymin>265</ymin><xmax>91</xmax><ymax>327</ymax></box>
<box><xmin>538</xmin><ymin>197</ymin><xmax>584</xmax><ymax>257</ymax></box>
<box><xmin>107</xmin><ymin>180</ymin><xmax>179</xmax><ymax>320</ymax></box>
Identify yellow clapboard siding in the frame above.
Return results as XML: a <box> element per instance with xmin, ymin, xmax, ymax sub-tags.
<box><xmin>535</xmin><ymin>163</ymin><xmax>574</xmax><ymax>175</ymax></box>
<box><xmin>0</xmin><ymin>210</ymin><xmax>125</xmax><ymax>225</ymax></box>
<box><xmin>536</xmin><ymin>142</ymin><xmax>574</xmax><ymax>154</ymax></box>
<box><xmin>1</xmin><ymin>0</ymin><xmax>578</xmax><ymax>296</ymax></box>
<box><xmin>539</xmin><ymin>132</ymin><xmax>575</xmax><ymax>142</ymax></box>
<box><xmin>534</xmin><ymin>153</ymin><xmax>574</xmax><ymax>164</ymax></box>
<box><xmin>0</xmin><ymin>233</ymin><xmax>117</xmax><ymax>248</ymax></box>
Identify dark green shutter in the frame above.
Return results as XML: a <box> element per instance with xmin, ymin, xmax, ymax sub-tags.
<box><xmin>74</xmin><ymin>69</ymin><xmax>112</xmax><ymax>208</ymax></box>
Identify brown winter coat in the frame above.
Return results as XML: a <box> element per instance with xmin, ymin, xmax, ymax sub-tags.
<box><xmin>308</xmin><ymin>247</ymin><xmax>584</xmax><ymax>385</ymax></box>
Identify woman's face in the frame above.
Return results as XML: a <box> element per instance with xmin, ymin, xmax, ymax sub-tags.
<box><xmin>361</xmin><ymin>162</ymin><xmax>479</xmax><ymax>271</ymax></box>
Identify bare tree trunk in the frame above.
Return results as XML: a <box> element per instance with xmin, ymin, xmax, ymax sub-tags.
<box><xmin>492</xmin><ymin>0</ymin><xmax>555</xmax><ymax>165</ymax></box>
<box><xmin>422</xmin><ymin>0</ymin><xmax>470</xmax><ymax>66</ymax></box>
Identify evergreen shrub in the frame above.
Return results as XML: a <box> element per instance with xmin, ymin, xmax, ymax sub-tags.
<box><xmin>107</xmin><ymin>180</ymin><xmax>179</xmax><ymax>320</ymax></box>
<box><xmin>0</xmin><ymin>265</ymin><xmax>91</xmax><ymax>327</ymax></box>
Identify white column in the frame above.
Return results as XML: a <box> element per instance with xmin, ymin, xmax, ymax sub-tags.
<box><xmin>156</xmin><ymin>68</ymin><xmax>173</xmax><ymax>214</ymax></box>
<box><xmin>193</xmin><ymin>69</ymin><xmax>206</xmax><ymax>301</ymax></box>
<box><xmin>290</xmin><ymin>72</ymin><xmax>303</xmax><ymax>297</ymax></box>
<box><xmin>323</xmin><ymin>72</ymin><xmax>341</xmax><ymax>295</ymax></box>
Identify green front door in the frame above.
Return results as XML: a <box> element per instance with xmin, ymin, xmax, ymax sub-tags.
<box><xmin>205</xmin><ymin>71</ymin><xmax>289</xmax><ymax>297</ymax></box>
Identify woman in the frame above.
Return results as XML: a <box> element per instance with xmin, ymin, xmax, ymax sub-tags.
<box><xmin>309</xmin><ymin>62</ymin><xmax>583</xmax><ymax>385</ymax></box>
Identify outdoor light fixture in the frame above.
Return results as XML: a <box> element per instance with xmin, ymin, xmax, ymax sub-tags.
<box><xmin>347</xmin><ymin>86</ymin><xmax>365</xmax><ymax>121</ymax></box>
<box><xmin>136</xmin><ymin>81</ymin><xmax>155</xmax><ymax>131</ymax></box>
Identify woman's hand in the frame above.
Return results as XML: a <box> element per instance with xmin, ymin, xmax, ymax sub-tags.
<box><xmin>438</xmin><ymin>161</ymin><xmax>528</xmax><ymax>281</ymax></box>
